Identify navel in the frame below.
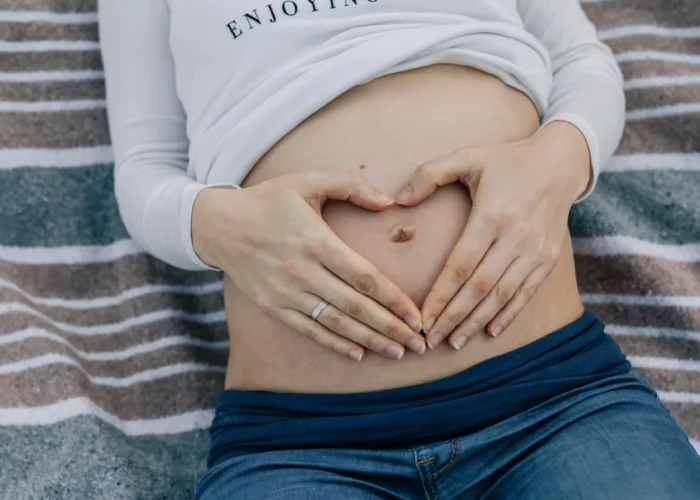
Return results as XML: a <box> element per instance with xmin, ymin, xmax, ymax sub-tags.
<box><xmin>390</xmin><ymin>224</ymin><xmax>417</xmax><ymax>243</ymax></box>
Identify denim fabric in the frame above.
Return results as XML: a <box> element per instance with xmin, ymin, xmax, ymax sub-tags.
<box><xmin>206</xmin><ymin>312</ymin><xmax>632</xmax><ymax>465</ymax></box>
<box><xmin>194</xmin><ymin>374</ymin><xmax>700</xmax><ymax>499</ymax></box>
<box><xmin>195</xmin><ymin>311</ymin><xmax>700</xmax><ymax>499</ymax></box>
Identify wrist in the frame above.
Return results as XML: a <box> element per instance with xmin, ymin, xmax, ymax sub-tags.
<box><xmin>525</xmin><ymin>121</ymin><xmax>593</xmax><ymax>204</ymax></box>
<box><xmin>191</xmin><ymin>185</ymin><xmax>240</xmax><ymax>269</ymax></box>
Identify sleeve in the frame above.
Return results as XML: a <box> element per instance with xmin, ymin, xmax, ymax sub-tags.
<box><xmin>517</xmin><ymin>0</ymin><xmax>626</xmax><ymax>202</ymax></box>
<box><xmin>98</xmin><ymin>0</ymin><xmax>238</xmax><ymax>271</ymax></box>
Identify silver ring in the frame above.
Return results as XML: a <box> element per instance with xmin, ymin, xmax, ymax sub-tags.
<box><xmin>311</xmin><ymin>300</ymin><xmax>330</xmax><ymax>321</ymax></box>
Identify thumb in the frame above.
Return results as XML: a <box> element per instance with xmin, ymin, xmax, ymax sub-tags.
<box><xmin>395</xmin><ymin>148</ymin><xmax>481</xmax><ymax>206</ymax></box>
<box><xmin>304</xmin><ymin>172</ymin><xmax>395</xmax><ymax>212</ymax></box>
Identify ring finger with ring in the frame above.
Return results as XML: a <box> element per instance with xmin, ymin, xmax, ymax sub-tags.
<box><xmin>303</xmin><ymin>295</ymin><xmax>406</xmax><ymax>360</ymax></box>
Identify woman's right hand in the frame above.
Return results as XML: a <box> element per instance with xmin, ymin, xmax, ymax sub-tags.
<box><xmin>191</xmin><ymin>171</ymin><xmax>427</xmax><ymax>361</ymax></box>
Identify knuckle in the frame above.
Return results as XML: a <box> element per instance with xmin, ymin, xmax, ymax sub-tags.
<box><xmin>472</xmin><ymin>274</ymin><xmax>492</xmax><ymax>296</ymax></box>
<box><xmin>354</xmin><ymin>272</ymin><xmax>377</xmax><ymax>294</ymax></box>
<box><xmin>499</xmin><ymin>311</ymin><xmax>515</xmax><ymax>327</ymax></box>
<box><xmin>345</xmin><ymin>300</ymin><xmax>364</xmax><ymax>317</ymax></box>
<box><xmin>256</xmin><ymin>297</ymin><xmax>275</xmax><ymax>313</ymax></box>
<box><xmin>489</xmin><ymin>209</ymin><xmax>514</xmax><ymax>231</ymax></box>
<box><xmin>280</xmin><ymin>259</ymin><xmax>302</xmax><ymax>280</ymax></box>
<box><xmin>427</xmin><ymin>291</ymin><xmax>450</xmax><ymax>309</ymax></box>
<box><xmin>383</xmin><ymin>297</ymin><xmax>400</xmax><ymax>312</ymax></box>
<box><xmin>414</xmin><ymin>163</ymin><xmax>431</xmax><ymax>180</ymax></box>
<box><xmin>301</xmin><ymin>238</ymin><xmax>325</xmax><ymax>259</ymax></box>
<box><xmin>383</xmin><ymin>325</ymin><xmax>402</xmax><ymax>340</ymax></box>
<box><xmin>522</xmin><ymin>281</ymin><xmax>540</xmax><ymax>297</ymax></box>
<box><xmin>451</xmin><ymin>264</ymin><xmax>473</xmax><ymax>285</ymax></box>
<box><xmin>364</xmin><ymin>334</ymin><xmax>381</xmax><ymax>352</ymax></box>
<box><xmin>324</xmin><ymin>311</ymin><xmax>343</xmax><ymax>331</ymax></box>
<box><xmin>447</xmin><ymin>312</ymin><xmax>466</xmax><ymax>327</ymax></box>
<box><xmin>300</xmin><ymin>325</ymin><xmax>319</xmax><ymax>342</ymax></box>
<box><xmin>495</xmin><ymin>284</ymin><xmax>513</xmax><ymax>305</ymax></box>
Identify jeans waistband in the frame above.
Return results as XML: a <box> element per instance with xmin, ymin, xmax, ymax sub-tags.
<box><xmin>208</xmin><ymin>311</ymin><xmax>631</xmax><ymax>466</ymax></box>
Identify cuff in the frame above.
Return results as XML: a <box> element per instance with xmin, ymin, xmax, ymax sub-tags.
<box><xmin>540</xmin><ymin>113</ymin><xmax>600</xmax><ymax>204</ymax></box>
<box><xmin>180</xmin><ymin>182</ymin><xmax>241</xmax><ymax>271</ymax></box>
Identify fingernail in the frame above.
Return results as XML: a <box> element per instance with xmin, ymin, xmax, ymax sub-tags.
<box><xmin>387</xmin><ymin>344</ymin><xmax>405</xmax><ymax>360</ymax></box>
<box><xmin>396</xmin><ymin>185</ymin><xmax>413</xmax><ymax>203</ymax></box>
<box><xmin>404</xmin><ymin>315</ymin><xmax>423</xmax><ymax>333</ymax></box>
<box><xmin>427</xmin><ymin>333</ymin><xmax>443</xmax><ymax>350</ymax></box>
<box><xmin>349</xmin><ymin>349</ymin><xmax>364</xmax><ymax>362</ymax></box>
<box><xmin>378</xmin><ymin>193</ymin><xmax>395</xmax><ymax>206</ymax></box>
<box><xmin>490</xmin><ymin>325</ymin><xmax>502</xmax><ymax>337</ymax></box>
<box><xmin>408</xmin><ymin>338</ymin><xmax>426</xmax><ymax>355</ymax></box>
<box><xmin>423</xmin><ymin>316</ymin><xmax>436</xmax><ymax>333</ymax></box>
<box><xmin>451</xmin><ymin>335</ymin><xmax>467</xmax><ymax>351</ymax></box>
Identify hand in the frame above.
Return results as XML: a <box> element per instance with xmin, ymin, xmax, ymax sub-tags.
<box><xmin>191</xmin><ymin>171</ymin><xmax>426</xmax><ymax>361</ymax></box>
<box><xmin>395</xmin><ymin>121</ymin><xmax>592</xmax><ymax>350</ymax></box>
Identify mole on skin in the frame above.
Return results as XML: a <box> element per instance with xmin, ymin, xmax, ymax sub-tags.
<box><xmin>390</xmin><ymin>224</ymin><xmax>417</xmax><ymax>243</ymax></box>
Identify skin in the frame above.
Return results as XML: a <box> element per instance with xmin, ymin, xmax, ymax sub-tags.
<box><xmin>396</xmin><ymin>120</ymin><xmax>592</xmax><ymax>351</ymax></box>
<box><xmin>192</xmin><ymin>64</ymin><xmax>587</xmax><ymax>393</ymax></box>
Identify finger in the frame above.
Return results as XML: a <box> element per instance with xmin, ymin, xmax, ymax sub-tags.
<box><xmin>304</xmin><ymin>171</ymin><xmax>395</xmax><ymax>212</ymax></box>
<box><xmin>425</xmin><ymin>237</ymin><xmax>518</xmax><ymax>349</ymax></box>
<box><xmin>277</xmin><ymin>308</ymin><xmax>366</xmax><ymax>361</ymax></box>
<box><xmin>395</xmin><ymin>147</ymin><xmax>482</xmax><ymax>206</ymax></box>
<box><xmin>320</xmin><ymin>236</ymin><xmax>424</xmax><ymax>334</ymax></box>
<box><xmin>485</xmin><ymin>263</ymin><xmax>555</xmax><ymax>339</ymax></box>
<box><xmin>305</xmin><ymin>266</ymin><xmax>426</xmax><ymax>355</ymax></box>
<box><xmin>421</xmin><ymin>209</ymin><xmax>495</xmax><ymax>334</ymax></box>
<box><xmin>447</xmin><ymin>255</ymin><xmax>534</xmax><ymax>350</ymax></box>
<box><xmin>298</xmin><ymin>294</ymin><xmax>407</xmax><ymax>360</ymax></box>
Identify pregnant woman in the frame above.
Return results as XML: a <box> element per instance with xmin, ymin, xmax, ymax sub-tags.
<box><xmin>99</xmin><ymin>1</ymin><xmax>700</xmax><ymax>498</ymax></box>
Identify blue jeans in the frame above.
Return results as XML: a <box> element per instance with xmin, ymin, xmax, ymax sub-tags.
<box><xmin>194</xmin><ymin>373</ymin><xmax>700</xmax><ymax>499</ymax></box>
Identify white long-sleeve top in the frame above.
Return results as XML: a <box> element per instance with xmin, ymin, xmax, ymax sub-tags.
<box><xmin>98</xmin><ymin>0</ymin><xmax>625</xmax><ymax>271</ymax></box>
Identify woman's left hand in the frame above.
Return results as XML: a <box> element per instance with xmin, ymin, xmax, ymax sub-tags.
<box><xmin>395</xmin><ymin>121</ymin><xmax>593</xmax><ymax>351</ymax></box>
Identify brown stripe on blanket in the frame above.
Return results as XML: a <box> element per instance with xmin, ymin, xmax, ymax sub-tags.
<box><xmin>0</xmin><ymin>51</ymin><xmax>101</xmax><ymax>72</ymax></box>
<box><xmin>5</xmin><ymin>0</ymin><xmax>96</xmax><ymax>12</ymax></box>
<box><xmin>1</xmin><ymin>109</ymin><xmax>109</xmax><ymax>149</ymax></box>
<box><xmin>0</xmin><ymin>339</ymin><xmax>228</xmax><ymax>377</ymax></box>
<box><xmin>664</xmin><ymin>403</ymin><xmax>700</xmax><ymax>440</ymax></box>
<box><xmin>627</xmin><ymin>85</ymin><xmax>700</xmax><ymax>110</ymax></box>
<box><xmin>606</xmin><ymin>36</ymin><xmax>700</xmax><ymax>56</ymax></box>
<box><xmin>603</xmin><ymin>0</ymin><xmax>700</xmax><ymax>12</ymax></box>
<box><xmin>614</xmin><ymin>336</ymin><xmax>700</xmax><ymax>362</ymax></box>
<box><xmin>0</xmin><ymin>80</ymin><xmax>104</xmax><ymax>101</ymax></box>
<box><xmin>0</xmin><ymin>368</ymin><xmax>223</xmax><ymax>419</ymax></box>
<box><xmin>584</xmin><ymin>1</ymin><xmax>700</xmax><ymax>29</ymax></box>
<box><xmin>620</xmin><ymin>61</ymin><xmax>700</xmax><ymax>80</ymax></box>
<box><xmin>618</xmin><ymin>115</ymin><xmax>700</xmax><ymax>155</ymax></box>
<box><xmin>634</xmin><ymin>368</ymin><xmax>700</xmax><ymax>394</ymax></box>
<box><xmin>576</xmin><ymin>256</ymin><xmax>700</xmax><ymax>296</ymax></box>
<box><xmin>0</xmin><ymin>285</ymin><xmax>224</xmax><ymax>326</ymax></box>
<box><xmin>0</xmin><ymin>314</ymin><xmax>229</xmax><ymax>352</ymax></box>
<box><xmin>0</xmin><ymin>255</ymin><xmax>220</xmax><ymax>298</ymax></box>
<box><xmin>588</xmin><ymin>303</ymin><xmax>700</xmax><ymax>332</ymax></box>
<box><xmin>0</xmin><ymin>21</ymin><xmax>97</xmax><ymax>42</ymax></box>
<box><xmin>584</xmin><ymin>4</ymin><xmax>661</xmax><ymax>30</ymax></box>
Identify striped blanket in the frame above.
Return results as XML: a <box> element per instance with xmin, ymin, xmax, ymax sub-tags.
<box><xmin>1</xmin><ymin>0</ymin><xmax>699</xmax><ymax>498</ymax></box>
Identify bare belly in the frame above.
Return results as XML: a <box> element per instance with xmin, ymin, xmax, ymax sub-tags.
<box><xmin>223</xmin><ymin>64</ymin><xmax>584</xmax><ymax>393</ymax></box>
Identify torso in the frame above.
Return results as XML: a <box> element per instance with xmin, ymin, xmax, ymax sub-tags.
<box><xmin>224</xmin><ymin>64</ymin><xmax>584</xmax><ymax>393</ymax></box>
